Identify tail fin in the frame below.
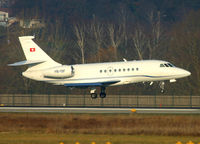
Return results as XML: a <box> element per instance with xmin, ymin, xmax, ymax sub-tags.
<box><xmin>9</xmin><ymin>36</ymin><xmax>61</xmax><ymax>70</ymax></box>
<box><xmin>19</xmin><ymin>36</ymin><xmax>53</xmax><ymax>61</ymax></box>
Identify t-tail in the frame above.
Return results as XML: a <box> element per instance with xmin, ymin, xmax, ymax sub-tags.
<box><xmin>8</xmin><ymin>36</ymin><xmax>61</xmax><ymax>71</ymax></box>
<box><xmin>8</xmin><ymin>36</ymin><xmax>75</xmax><ymax>81</ymax></box>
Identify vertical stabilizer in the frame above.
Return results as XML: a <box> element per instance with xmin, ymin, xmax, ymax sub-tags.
<box><xmin>18</xmin><ymin>36</ymin><xmax>61</xmax><ymax>70</ymax></box>
<box><xmin>19</xmin><ymin>36</ymin><xmax>52</xmax><ymax>61</ymax></box>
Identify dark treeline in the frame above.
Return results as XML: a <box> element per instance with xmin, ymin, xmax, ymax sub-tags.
<box><xmin>0</xmin><ymin>0</ymin><xmax>199</xmax><ymax>95</ymax></box>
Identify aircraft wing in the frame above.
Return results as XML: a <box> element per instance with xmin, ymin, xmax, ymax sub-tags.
<box><xmin>64</xmin><ymin>80</ymin><xmax>120</xmax><ymax>87</ymax></box>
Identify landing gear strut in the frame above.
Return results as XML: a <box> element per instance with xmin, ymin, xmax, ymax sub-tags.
<box><xmin>90</xmin><ymin>88</ymin><xmax>97</xmax><ymax>99</ymax></box>
<box><xmin>159</xmin><ymin>81</ymin><xmax>165</xmax><ymax>93</ymax></box>
<box><xmin>100</xmin><ymin>87</ymin><xmax>106</xmax><ymax>98</ymax></box>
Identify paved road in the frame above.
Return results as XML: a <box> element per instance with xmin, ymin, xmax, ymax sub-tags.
<box><xmin>0</xmin><ymin>107</ymin><xmax>200</xmax><ymax>114</ymax></box>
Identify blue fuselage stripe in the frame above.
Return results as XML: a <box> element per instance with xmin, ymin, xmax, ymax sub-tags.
<box><xmin>61</xmin><ymin>75</ymin><xmax>176</xmax><ymax>82</ymax></box>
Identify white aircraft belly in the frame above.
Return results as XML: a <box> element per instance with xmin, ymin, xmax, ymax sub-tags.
<box><xmin>46</xmin><ymin>74</ymin><xmax>174</xmax><ymax>86</ymax></box>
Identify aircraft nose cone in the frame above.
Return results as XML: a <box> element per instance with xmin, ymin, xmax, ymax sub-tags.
<box><xmin>182</xmin><ymin>69</ymin><xmax>191</xmax><ymax>77</ymax></box>
<box><xmin>174</xmin><ymin>68</ymin><xmax>191</xmax><ymax>79</ymax></box>
<box><xmin>185</xmin><ymin>70</ymin><xmax>191</xmax><ymax>77</ymax></box>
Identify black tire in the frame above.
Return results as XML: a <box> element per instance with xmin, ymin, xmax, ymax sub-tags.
<box><xmin>100</xmin><ymin>92</ymin><xmax>106</xmax><ymax>98</ymax></box>
<box><xmin>91</xmin><ymin>93</ymin><xmax>97</xmax><ymax>99</ymax></box>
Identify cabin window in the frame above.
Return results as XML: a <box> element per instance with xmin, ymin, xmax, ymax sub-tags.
<box><xmin>119</xmin><ymin>69</ymin><xmax>121</xmax><ymax>72</ymax></box>
<box><xmin>160</xmin><ymin>64</ymin><xmax>165</xmax><ymax>67</ymax></box>
<box><xmin>123</xmin><ymin>68</ymin><xmax>125</xmax><ymax>71</ymax></box>
<box><xmin>104</xmin><ymin>70</ymin><xmax>107</xmax><ymax>73</ymax></box>
<box><xmin>114</xmin><ymin>69</ymin><xmax>117</xmax><ymax>72</ymax></box>
<box><xmin>136</xmin><ymin>68</ymin><xmax>139</xmax><ymax>71</ymax></box>
<box><xmin>100</xmin><ymin>70</ymin><xmax>102</xmax><ymax>73</ymax></box>
<box><xmin>132</xmin><ymin>68</ymin><xmax>134</xmax><ymax>71</ymax></box>
<box><xmin>109</xmin><ymin>69</ymin><xmax>112</xmax><ymax>72</ymax></box>
<box><xmin>127</xmin><ymin>68</ymin><xmax>130</xmax><ymax>71</ymax></box>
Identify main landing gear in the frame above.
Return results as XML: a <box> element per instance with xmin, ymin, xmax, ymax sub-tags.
<box><xmin>90</xmin><ymin>87</ymin><xmax>106</xmax><ymax>99</ymax></box>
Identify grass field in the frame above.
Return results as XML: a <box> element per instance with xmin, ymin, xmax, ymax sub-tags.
<box><xmin>0</xmin><ymin>133</ymin><xmax>200</xmax><ymax>144</ymax></box>
<box><xmin>0</xmin><ymin>113</ymin><xmax>200</xmax><ymax>144</ymax></box>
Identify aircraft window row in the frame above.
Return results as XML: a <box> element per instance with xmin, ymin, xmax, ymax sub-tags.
<box><xmin>100</xmin><ymin>68</ymin><xmax>139</xmax><ymax>73</ymax></box>
<box><xmin>160</xmin><ymin>63</ymin><xmax>174</xmax><ymax>67</ymax></box>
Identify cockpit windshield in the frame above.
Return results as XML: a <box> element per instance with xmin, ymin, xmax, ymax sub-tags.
<box><xmin>160</xmin><ymin>63</ymin><xmax>175</xmax><ymax>68</ymax></box>
<box><xmin>168</xmin><ymin>63</ymin><xmax>174</xmax><ymax>67</ymax></box>
<box><xmin>164</xmin><ymin>64</ymin><xmax>169</xmax><ymax>67</ymax></box>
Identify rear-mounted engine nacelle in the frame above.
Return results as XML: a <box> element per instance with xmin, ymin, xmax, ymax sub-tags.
<box><xmin>43</xmin><ymin>65</ymin><xmax>74</xmax><ymax>79</ymax></box>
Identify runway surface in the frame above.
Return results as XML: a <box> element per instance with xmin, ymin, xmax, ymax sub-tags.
<box><xmin>0</xmin><ymin>107</ymin><xmax>200</xmax><ymax>114</ymax></box>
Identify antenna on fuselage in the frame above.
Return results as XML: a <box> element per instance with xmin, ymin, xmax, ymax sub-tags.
<box><xmin>123</xmin><ymin>58</ymin><xmax>127</xmax><ymax>62</ymax></box>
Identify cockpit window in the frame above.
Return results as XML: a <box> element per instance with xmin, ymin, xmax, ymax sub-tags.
<box><xmin>160</xmin><ymin>64</ymin><xmax>165</xmax><ymax>67</ymax></box>
<box><xmin>164</xmin><ymin>64</ymin><xmax>169</xmax><ymax>67</ymax></box>
<box><xmin>160</xmin><ymin>63</ymin><xmax>175</xmax><ymax>67</ymax></box>
<box><xmin>167</xmin><ymin>63</ymin><xmax>174</xmax><ymax>67</ymax></box>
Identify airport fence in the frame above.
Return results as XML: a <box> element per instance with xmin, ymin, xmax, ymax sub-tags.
<box><xmin>0</xmin><ymin>93</ymin><xmax>200</xmax><ymax>108</ymax></box>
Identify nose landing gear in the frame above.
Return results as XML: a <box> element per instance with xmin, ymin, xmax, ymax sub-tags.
<box><xmin>159</xmin><ymin>81</ymin><xmax>165</xmax><ymax>93</ymax></box>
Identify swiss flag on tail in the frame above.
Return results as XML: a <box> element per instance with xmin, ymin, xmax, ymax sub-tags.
<box><xmin>30</xmin><ymin>48</ymin><xmax>35</xmax><ymax>52</ymax></box>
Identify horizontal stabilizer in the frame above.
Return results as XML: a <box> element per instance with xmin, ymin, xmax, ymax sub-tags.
<box><xmin>64</xmin><ymin>80</ymin><xmax>120</xmax><ymax>87</ymax></box>
<box><xmin>8</xmin><ymin>60</ymin><xmax>45</xmax><ymax>66</ymax></box>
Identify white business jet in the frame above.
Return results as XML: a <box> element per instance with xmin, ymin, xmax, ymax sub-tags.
<box><xmin>9</xmin><ymin>36</ymin><xmax>191</xmax><ymax>99</ymax></box>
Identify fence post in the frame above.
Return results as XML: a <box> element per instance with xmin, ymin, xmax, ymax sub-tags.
<box><xmin>12</xmin><ymin>93</ymin><xmax>15</xmax><ymax>106</ymax></box>
<box><xmin>101</xmin><ymin>98</ymin><xmax>104</xmax><ymax>107</ymax></box>
<box><xmin>48</xmin><ymin>90</ymin><xmax>50</xmax><ymax>106</ymax></box>
<box><xmin>30</xmin><ymin>89</ymin><xmax>32</xmax><ymax>106</ymax></box>
<box><xmin>83</xmin><ymin>90</ymin><xmax>86</xmax><ymax>107</ymax></box>
<box><xmin>190</xmin><ymin>90</ymin><xmax>193</xmax><ymax>108</ymax></box>
<box><xmin>65</xmin><ymin>89</ymin><xmax>68</xmax><ymax>107</ymax></box>
<box><xmin>118</xmin><ymin>94</ymin><xmax>121</xmax><ymax>107</ymax></box>
<box><xmin>172</xmin><ymin>90</ymin><xmax>174</xmax><ymax>107</ymax></box>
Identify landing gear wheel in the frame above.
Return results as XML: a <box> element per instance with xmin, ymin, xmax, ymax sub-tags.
<box><xmin>100</xmin><ymin>92</ymin><xmax>106</xmax><ymax>98</ymax></box>
<box><xmin>90</xmin><ymin>88</ymin><xmax>97</xmax><ymax>99</ymax></box>
<box><xmin>100</xmin><ymin>87</ymin><xmax>106</xmax><ymax>98</ymax></box>
<box><xmin>91</xmin><ymin>93</ymin><xmax>98</xmax><ymax>99</ymax></box>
